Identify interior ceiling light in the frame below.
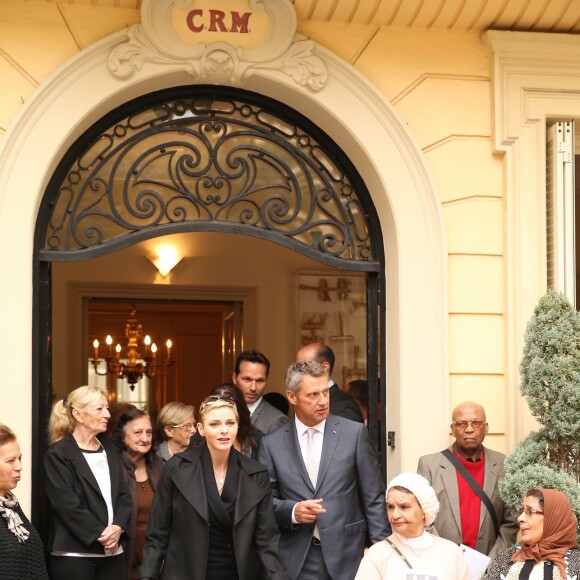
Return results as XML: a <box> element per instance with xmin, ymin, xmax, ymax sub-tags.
<box><xmin>147</xmin><ymin>246</ymin><xmax>183</xmax><ymax>277</ymax></box>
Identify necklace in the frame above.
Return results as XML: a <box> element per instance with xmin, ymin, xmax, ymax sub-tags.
<box><xmin>214</xmin><ymin>468</ymin><xmax>227</xmax><ymax>495</ymax></box>
<box><xmin>137</xmin><ymin>478</ymin><xmax>148</xmax><ymax>492</ymax></box>
<box><xmin>396</xmin><ymin>532</ymin><xmax>425</xmax><ymax>561</ymax></box>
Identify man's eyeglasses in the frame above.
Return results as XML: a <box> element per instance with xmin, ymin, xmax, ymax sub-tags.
<box><xmin>452</xmin><ymin>420</ymin><xmax>486</xmax><ymax>431</ymax></box>
<box><xmin>517</xmin><ymin>507</ymin><xmax>544</xmax><ymax>517</ymax></box>
<box><xmin>171</xmin><ymin>423</ymin><xmax>196</xmax><ymax>431</ymax></box>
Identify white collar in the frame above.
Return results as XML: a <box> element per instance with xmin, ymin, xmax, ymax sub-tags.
<box><xmin>395</xmin><ymin>531</ymin><xmax>433</xmax><ymax>549</ymax></box>
<box><xmin>247</xmin><ymin>397</ymin><xmax>262</xmax><ymax>414</ymax></box>
<box><xmin>295</xmin><ymin>415</ymin><xmax>326</xmax><ymax>438</ymax></box>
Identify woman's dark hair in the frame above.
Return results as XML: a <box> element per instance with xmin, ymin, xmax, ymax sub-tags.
<box><xmin>210</xmin><ymin>383</ymin><xmax>258</xmax><ymax>451</ymax></box>
<box><xmin>113</xmin><ymin>408</ymin><xmax>158</xmax><ymax>463</ymax></box>
<box><xmin>525</xmin><ymin>488</ymin><xmax>545</xmax><ymax>510</ymax></box>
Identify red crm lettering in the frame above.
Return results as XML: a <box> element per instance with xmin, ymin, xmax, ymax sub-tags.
<box><xmin>186</xmin><ymin>10</ymin><xmax>251</xmax><ymax>33</ymax></box>
<box><xmin>208</xmin><ymin>10</ymin><xmax>227</xmax><ymax>32</ymax></box>
<box><xmin>230</xmin><ymin>12</ymin><xmax>251</xmax><ymax>33</ymax></box>
<box><xmin>186</xmin><ymin>9</ymin><xmax>203</xmax><ymax>33</ymax></box>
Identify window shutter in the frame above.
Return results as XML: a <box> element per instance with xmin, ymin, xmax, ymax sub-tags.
<box><xmin>546</xmin><ymin>121</ymin><xmax>575</xmax><ymax>305</ymax></box>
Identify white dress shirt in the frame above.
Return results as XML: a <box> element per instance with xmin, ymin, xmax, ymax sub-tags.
<box><xmin>247</xmin><ymin>397</ymin><xmax>261</xmax><ymax>415</ymax></box>
<box><xmin>290</xmin><ymin>416</ymin><xmax>326</xmax><ymax>524</ymax></box>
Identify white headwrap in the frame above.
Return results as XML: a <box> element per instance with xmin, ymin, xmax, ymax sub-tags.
<box><xmin>387</xmin><ymin>472</ymin><xmax>440</xmax><ymax>526</ymax></box>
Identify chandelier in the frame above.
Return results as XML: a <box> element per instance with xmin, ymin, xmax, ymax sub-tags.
<box><xmin>90</xmin><ymin>306</ymin><xmax>174</xmax><ymax>390</ymax></box>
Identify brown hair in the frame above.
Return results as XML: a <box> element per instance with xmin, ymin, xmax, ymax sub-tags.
<box><xmin>525</xmin><ymin>488</ymin><xmax>545</xmax><ymax>510</ymax></box>
<box><xmin>0</xmin><ymin>424</ymin><xmax>16</xmax><ymax>448</ymax></box>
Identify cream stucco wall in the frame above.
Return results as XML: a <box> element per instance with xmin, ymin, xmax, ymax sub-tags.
<box><xmin>3</xmin><ymin>1</ymin><xmax>564</xmax><ymax>510</ymax></box>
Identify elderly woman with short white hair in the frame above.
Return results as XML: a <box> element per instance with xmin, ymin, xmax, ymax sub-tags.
<box><xmin>355</xmin><ymin>472</ymin><xmax>470</xmax><ymax>579</ymax></box>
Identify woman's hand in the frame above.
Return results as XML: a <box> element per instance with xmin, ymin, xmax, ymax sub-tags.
<box><xmin>98</xmin><ymin>524</ymin><xmax>122</xmax><ymax>553</ymax></box>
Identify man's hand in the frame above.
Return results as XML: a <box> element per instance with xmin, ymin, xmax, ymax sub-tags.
<box><xmin>294</xmin><ymin>499</ymin><xmax>325</xmax><ymax>523</ymax></box>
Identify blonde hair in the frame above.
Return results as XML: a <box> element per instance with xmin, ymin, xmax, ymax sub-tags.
<box><xmin>198</xmin><ymin>395</ymin><xmax>238</xmax><ymax>422</ymax></box>
<box><xmin>157</xmin><ymin>402</ymin><xmax>196</xmax><ymax>440</ymax></box>
<box><xmin>48</xmin><ymin>386</ymin><xmax>109</xmax><ymax>444</ymax></box>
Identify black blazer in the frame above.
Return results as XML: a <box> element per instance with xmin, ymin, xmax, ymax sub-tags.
<box><xmin>139</xmin><ymin>446</ymin><xmax>289</xmax><ymax>580</ymax></box>
<box><xmin>44</xmin><ymin>434</ymin><xmax>132</xmax><ymax>554</ymax></box>
<box><xmin>330</xmin><ymin>383</ymin><xmax>364</xmax><ymax>423</ymax></box>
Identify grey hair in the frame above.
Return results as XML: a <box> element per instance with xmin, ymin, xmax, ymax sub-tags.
<box><xmin>285</xmin><ymin>360</ymin><xmax>327</xmax><ymax>395</ymax></box>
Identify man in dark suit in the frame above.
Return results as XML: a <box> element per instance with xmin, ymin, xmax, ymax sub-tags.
<box><xmin>417</xmin><ymin>401</ymin><xmax>518</xmax><ymax>558</ymax></box>
<box><xmin>296</xmin><ymin>343</ymin><xmax>364</xmax><ymax>423</ymax></box>
<box><xmin>259</xmin><ymin>361</ymin><xmax>389</xmax><ymax>579</ymax></box>
<box><xmin>233</xmin><ymin>350</ymin><xmax>289</xmax><ymax>434</ymax></box>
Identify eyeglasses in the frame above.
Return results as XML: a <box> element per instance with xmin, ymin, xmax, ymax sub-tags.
<box><xmin>517</xmin><ymin>507</ymin><xmax>544</xmax><ymax>517</ymax></box>
<box><xmin>452</xmin><ymin>420</ymin><xmax>486</xmax><ymax>431</ymax></box>
<box><xmin>170</xmin><ymin>423</ymin><xmax>196</xmax><ymax>431</ymax></box>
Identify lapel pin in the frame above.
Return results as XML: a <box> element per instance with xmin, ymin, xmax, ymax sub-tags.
<box><xmin>332</xmin><ymin>430</ymin><xmax>337</xmax><ymax>434</ymax></box>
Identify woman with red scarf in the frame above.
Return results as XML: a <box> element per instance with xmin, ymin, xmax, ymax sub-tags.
<box><xmin>484</xmin><ymin>488</ymin><xmax>579</xmax><ymax>579</ymax></box>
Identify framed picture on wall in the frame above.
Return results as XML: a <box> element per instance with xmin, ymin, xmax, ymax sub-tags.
<box><xmin>294</xmin><ymin>270</ymin><xmax>367</xmax><ymax>387</ymax></box>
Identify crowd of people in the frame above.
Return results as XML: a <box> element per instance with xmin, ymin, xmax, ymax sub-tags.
<box><xmin>1</xmin><ymin>341</ymin><xmax>578</xmax><ymax>580</ymax></box>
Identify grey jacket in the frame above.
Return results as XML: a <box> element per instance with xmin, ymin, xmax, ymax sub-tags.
<box><xmin>251</xmin><ymin>398</ymin><xmax>289</xmax><ymax>434</ymax></box>
<box><xmin>417</xmin><ymin>445</ymin><xmax>519</xmax><ymax>558</ymax></box>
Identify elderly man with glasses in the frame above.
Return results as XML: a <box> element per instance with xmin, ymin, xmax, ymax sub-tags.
<box><xmin>417</xmin><ymin>401</ymin><xmax>518</xmax><ymax>559</ymax></box>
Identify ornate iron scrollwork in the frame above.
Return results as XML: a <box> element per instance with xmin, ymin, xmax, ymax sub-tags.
<box><xmin>43</xmin><ymin>93</ymin><xmax>377</xmax><ymax>269</ymax></box>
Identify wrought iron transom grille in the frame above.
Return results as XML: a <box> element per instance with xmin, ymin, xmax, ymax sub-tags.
<box><xmin>41</xmin><ymin>89</ymin><xmax>379</xmax><ymax>270</ymax></box>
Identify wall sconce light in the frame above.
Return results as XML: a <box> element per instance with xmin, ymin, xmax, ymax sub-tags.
<box><xmin>146</xmin><ymin>246</ymin><xmax>183</xmax><ymax>277</ymax></box>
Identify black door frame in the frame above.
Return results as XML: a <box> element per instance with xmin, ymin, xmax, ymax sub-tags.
<box><xmin>31</xmin><ymin>86</ymin><xmax>386</xmax><ymax>531</ymax></box>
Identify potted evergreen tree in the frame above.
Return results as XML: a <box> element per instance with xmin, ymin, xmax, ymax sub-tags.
<box><xmin>499</xmin><ymin>290</ymin><xmax>580</xmax><ymax>539</ymax></box>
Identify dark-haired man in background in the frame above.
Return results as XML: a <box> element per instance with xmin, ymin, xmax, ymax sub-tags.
<box><xmin>233</xmin><ymin>349</ymin><xmax>289</xmax><ymax>434</ymax></box>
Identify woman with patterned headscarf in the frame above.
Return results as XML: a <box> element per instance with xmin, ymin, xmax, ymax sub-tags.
<box><xmin>484</xmin><ymin>488</ymin><xmax>579</xmax><ymax>579</ymax></box>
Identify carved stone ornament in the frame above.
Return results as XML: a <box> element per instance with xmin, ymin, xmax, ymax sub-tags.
<box><xmin>108</xmin><ymin>0</ymin><xmax>328</xmax><ymax>90</ymax></box>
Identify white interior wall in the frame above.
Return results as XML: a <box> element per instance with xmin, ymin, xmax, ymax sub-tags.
<box><xmin>52</xmin><ymin>232</ymin><xmax>335</xmax><ymax>395</ymax></box>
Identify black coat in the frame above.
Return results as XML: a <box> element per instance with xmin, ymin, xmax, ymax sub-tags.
<box><xmin>139</xmin><ymin>446</ymin><xmax>289</xmax><ymax>580</ymax></box>
<box><xmin>330</xmin><ymin>383</ymin><xmax>364</xmax><ymax>423</ymax></box>
<box><xmin>44</xmin><ymin>434</ymin><xmax>132</xmax><ymax>554</ymax></box>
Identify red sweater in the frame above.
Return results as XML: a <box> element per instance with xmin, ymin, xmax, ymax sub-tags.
<box><xmin>454</xmin><ymin>449</ymin><xmax>485</xmax><ymax>549</ymax></box>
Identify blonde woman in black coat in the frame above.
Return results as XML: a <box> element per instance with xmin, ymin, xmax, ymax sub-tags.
<box><xmin>45</xmin><ymin>386</ymin><xmax>132</xmax><ymax>580</ymax></box>
<box><xmin>139</xmin><ymin>395</ymin><xmax>288</xmax><ymax>580</ymax></box>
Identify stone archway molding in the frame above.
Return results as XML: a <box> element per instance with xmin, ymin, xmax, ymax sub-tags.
<box><xmin>0</xmin><ymin>10</ymin><xmax>447</xmax><ymax>504</ymax></box>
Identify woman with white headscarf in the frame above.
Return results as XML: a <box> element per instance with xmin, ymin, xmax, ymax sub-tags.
<box><xmin>355</xmin><ymin>472</ymin><xmax>470</xmax><ymax>579</ymax></box>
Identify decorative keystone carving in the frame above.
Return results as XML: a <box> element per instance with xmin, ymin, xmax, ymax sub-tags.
<box><xmin>108</xmin><ymin>0</ymin><xmax>327</xmax><ymax>91</ymax></box>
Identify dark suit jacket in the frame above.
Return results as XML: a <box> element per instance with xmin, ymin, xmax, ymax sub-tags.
<box><xmin>251</xmin><ymin>398</ymin><xmax>289</xmax><ymax>434</ymax></box>
<box><xmin>259</xmin><ymin>414</ymin><xmax>390</xmax><ymax>580</ymax></box>
<box><xmin>329</xmin><ymin>383</ymin><xmax>364</xmax><ymax>423</ymax></box>
<box><xmin>139</xmin><ymin>446</ymin><xmax>289</xmax><ymax>580</ymax></box>
<box><xmin>417</xmin><ymin>445</ymin><xmax>519</xmax><ymax>558</ymax></box>
<box><xmin>44</xmin><ymin>434</ymin><xmax>132</xmax><ymax>554</ymax></box>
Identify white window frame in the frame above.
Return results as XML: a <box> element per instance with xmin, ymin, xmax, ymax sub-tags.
<box><xmin>546</xmin><ymin>121</ymin><xmax>576</xmax><ymax>305</ymax></box>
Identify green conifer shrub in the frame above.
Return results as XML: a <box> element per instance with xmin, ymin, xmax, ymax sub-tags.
<box><xmin>499</xmin><ymin>290</ymin><xmax>580</xmax><ymax>539</ymax></box>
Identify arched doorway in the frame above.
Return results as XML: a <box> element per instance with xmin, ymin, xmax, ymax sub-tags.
<box><xmin>32</xmin><ymin>85</ymin><xmax>386</xmax><ymax>531</ymax></box>
<box><xmin>0</xmin><ymin>20</ymin><xmax>447</xmax><ymax>525</ymax></box>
